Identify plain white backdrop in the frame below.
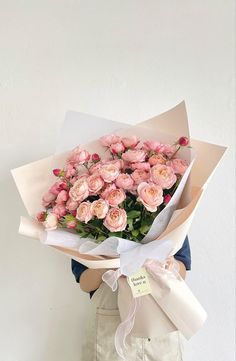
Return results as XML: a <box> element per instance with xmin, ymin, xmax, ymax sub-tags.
<box><xmin>0</xmin><ymin>1</ymin><xmax>235</xmax><ymax>360</ymax></box>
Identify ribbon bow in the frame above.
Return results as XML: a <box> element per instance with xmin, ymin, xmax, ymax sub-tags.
<box><xmin>102</xmin><ymin>244</ymin><xmax>180</xmax><ymax>359</ymax></box>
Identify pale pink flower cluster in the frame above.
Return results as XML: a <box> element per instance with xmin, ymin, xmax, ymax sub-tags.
<box><xmin>38</xmin><ymin>134</ymin><xmax>189</xmax><ymax>234</ymax></box>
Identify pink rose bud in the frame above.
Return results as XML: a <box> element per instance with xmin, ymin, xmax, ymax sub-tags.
<box><xmin>53</xmin><ymin>169</ymin><xmax>61</xmax><ymax>177</ymax></box>
<box><xmin>36</xmin><ymin>211</ymin><xmax>47</xmax><ymax>222</ymax></box>
<box><xmin>178</xmin><ymin>137</ymin><xmax>189</xmax><ymax>146</ymax></box>
<box><xmin>67</xmin><ymin>220</ymin><xmax>77</xmax><ymax>229</ymax></box>
<box><xmin>92</xmin><ymin>153</ymin><xmax>101</xmax><ymax>162</ymax></box>
<box><xmin>164</xmin><ymin>194</ymin><xmax>172</xmax><ymax>204</ymax></box>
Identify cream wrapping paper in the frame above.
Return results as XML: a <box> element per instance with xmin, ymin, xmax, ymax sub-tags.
<box><xmin>11</xmin><ymin>101</ymin><xmax>227</xmax><ymax>342</ymax></box>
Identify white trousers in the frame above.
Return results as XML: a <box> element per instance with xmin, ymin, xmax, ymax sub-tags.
<box><xmin>81</xmin><ymin>282</ymin><xmax>184</xmax><ymax>361</ymax></box>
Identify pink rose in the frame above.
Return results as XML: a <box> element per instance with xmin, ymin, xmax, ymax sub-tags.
<box><xmin>56</xmin><ymin>190</ymin><xmax>69</xmax><ymax>204</ymax></box>
<box><xmin>137</xmin><ymin>182</ymin><xmax>163</xmax><ymax>212</ymax></box>
<box><xmin>106</xmin><ymin>159</ymin><xmax>124</xmax><ymax>170</ymax></box>
<box><xmin>105</xmin><ymin>188</ymin><xmax>126</xmax><ymax>206</ymax></box>
<box><xmin>166</xmin><ymin>158</ymin><xmax>188</xmax><ymax>176</ymax></box>
<box><xmin>121</xmin><ymin>136</ymin><xmax>139</xmax><ymax>149</ymax></box>
<box><xmin>89</xmin><ymin>161</ymin><xmax>102</xmax><ymax>175</ymax></box>
<box><xmin>103</xmin><ymin>208</ymin><xmax>127</xmax><ymax>232</ymax></box>
<box><xmin>99</xmin><ymin>163</ymin><xmax>120</xmax><ymax>183</ymax></box>
<box><xmin>122</xmin><ymin>149</ymin><xmax>146</xmax><ymax>163</ymax></box>
<box><xmin>66</xmin><ymin>198</ymin><xmax>79</xmax><ymax>211</ymax></box>
<box><xmin>131</xmin><ymin>169</ymin><xmax>150</xmax><ymax>184</ymax></box>
<box><xmin>143</xmin><ymin>140</ymin><xmax>160</xmax><ymax>151</ymax></box>
<box><xmin>87</xmin><ymin>174</ymin><xmax>104</xmax><ymax>194</ymax></box>
<box><xmin>43</xmin><ymin>213</ymin><xmax>58</xmax><ymax>230</ymax></box>
<box><xmin>156</xmin><ymin>144</ymin><xmax>176</xmax><ymax>158</ymax></box>
<box><xmin>67</xmin><ymin>146</ymin><xmax>90</xmax><ymax>166</ymax></box>
<box><xmin>91</xmin><ymin>199</ymin><xmax>109</xmax><ymax>219</ymax></box>
<box><xmin>50</xmin><ymin>181</ymin><xmax>68</xmax><ymax>195</ymax></box>
<box><xmin>101</xmin><ymin>183</ymin><xmax>117</xmax><ymax>199</ymax></box>
<box><xmin>148</xmin><ymin>154</ymin><xmax>166</xmax><ymax>166</ymax></box>
<box><xmin>65</xmin><ymin>164</ymin><xmax>76</xmax><ymax>178</ymax></box>
<box><xmin>42</xmin><ymin>191</ymin><xmax>56</xmax><ymax>207</ymax></box>
<box><xmin>52</xmin><ymin>204</ymin><xmax>67</xmax><ymax>218</ymax></box>
<box><xmin>100</xmin><ymin>134</ymin><xmax>121</xmax><ymax>147</ymax></box>
<box><xmin>110</xmin><ymin>142</ymin><xmax>125</xmax><ymax>154</ymax></box>
<box><xmin>66</xmin><ymin>219</ymin><xmax>77</xmax><ymax>229</ymax></box>
<box><xmin>36</xmin><ymin>211</ymin><xmax>47</xmax><ymax>222</ymax></box>
<box><xmin>76</xmin><ymin>202</ymin><xmax>92</xmax><ymax>223</ymax></box>
<box><xmin>131</xmin><ymin>162</ymin><xmax>151</xmax><ymax>171</ymax></box>
<box><xmin>151</xmin><ymin>164</ymin><xmax>177</xmax><ymax>189</ymax></box>
<box><xmin>115</xmin><ymin>173</ymin><xmax>134</xmax><ymax>190</ymax></box>
<box><xmin>69</xmin><ymin>178</ymin><xmax>89</xmax><ymax>202</ymax></box>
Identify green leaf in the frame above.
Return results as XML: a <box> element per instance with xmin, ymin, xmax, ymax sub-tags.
<box><xmin>131</xmin><ymin>229</ymin><xmax>139</xmax><ymax>237</ymax></box>
<box><xmin>59</xmin><ymin>170</ymin><xmax>65</xmax><ymax>177</ymax></box>
<box><xmin>64</xmin><ymin>214</ymin><xmax>76</xmax><ymax>222</ymax></box>
<box><xmin>127</xmin><ymin>218</ymin><xmax>134</xmax><ymax>231</ymax></box>
<box><xmin>78</xmin><ymin>231</ymin><xmax>88</xmax><ymax>238</ymax></box>
<box><xmin>140</xmin><ymin>224</ymin><xmax>150</xmax><ymax>235</ymax></box>
<box><xmin>127</xmin><ymin>210</ymin><xmax>141</xmax><ymax>219</ymax></box>
<box><xmin>97</xmin><ymin>235</ymin><xmax>106</xmax><ymax>242</ymax></box>
<box><xmin>108</xmin><ymin>232</ymin><xmax>123</xmax><ymax>238</ymax></box>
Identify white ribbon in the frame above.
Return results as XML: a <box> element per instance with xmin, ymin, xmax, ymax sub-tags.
<box><xmin>102</xmin><ymin>258</ymin><xmax>181</xmax><ymax>359</ymax></box>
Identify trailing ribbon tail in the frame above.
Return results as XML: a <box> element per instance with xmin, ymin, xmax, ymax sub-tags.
<box><xmin>114</xmin><ymin>297</ymin><xmax>141</xmax><ymax>359</ymax></box>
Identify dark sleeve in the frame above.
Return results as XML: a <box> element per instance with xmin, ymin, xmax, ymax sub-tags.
<box><xmin>71</xmin><ymin>259</ymin><xmax>95</xmax><ymax>298</ymax></box>
<box><xmin>173</xmin><ymin>235</ymin><xmax>191</xmax><ymax>271</ymax></box>
<box><xmin>71</xmin><ymin>259</ymin><xmax>88</xmax><ymax>283</ymax></box>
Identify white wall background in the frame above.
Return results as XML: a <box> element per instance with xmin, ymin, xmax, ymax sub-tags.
<box><xmin>0</xmin><ymin>1</ymin><xmax>235</xmax><ymax>360</ymax></box>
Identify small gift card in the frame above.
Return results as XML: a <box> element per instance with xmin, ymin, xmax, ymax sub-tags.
<box><xmin>127</xmin><ymin>267</ymin><xmax>152</xmax><ymax>298</ymax></box>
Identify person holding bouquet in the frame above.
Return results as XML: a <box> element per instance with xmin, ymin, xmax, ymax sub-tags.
<box><xmin>71</xmin><ymin>236</ymin><xmax>191</xmax><ymax>361</ymax></box>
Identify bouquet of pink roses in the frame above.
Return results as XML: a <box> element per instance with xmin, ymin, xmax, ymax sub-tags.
<box><xmin>37</xmin><ymin>134</ymin><xmax>190</xmax><ymax>244</ymax></box>
<box><xmin>11</xmin><ymin>102</ymin><xmax>227</xmax><ymax>358</ymax></box>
